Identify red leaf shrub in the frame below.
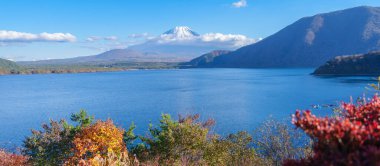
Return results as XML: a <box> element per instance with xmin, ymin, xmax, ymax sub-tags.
<box><xmin>285</xmin><ymin>95</ymin><xmax>380</xmax><ymax>166</ymax></box>
<box><xmin>0</xmin><ymin>149</ymin><xmax>29</xmax><ymax>166</ymax></box>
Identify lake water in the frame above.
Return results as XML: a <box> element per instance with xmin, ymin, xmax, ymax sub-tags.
<box><xmin>0</xmin><ymin>68</ymin><xmax>376</xmax><ymax>148</ymax></box>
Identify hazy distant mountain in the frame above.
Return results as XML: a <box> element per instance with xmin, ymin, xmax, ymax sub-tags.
<box><xmin>191</xmin><ymin>6</ymin><xmax>380</xmax><ymax>68</ymax></box>
<box><xmin>21</xmin><ymin>26</ymin><xmax>257</xmax><ymax>65</ymax></box>
<box><xmin>19</xmin><ymin>49</ymin><xmax>185</xmax><ymax>65</ymax></box>
<box><xmin>181</xmin><ymin>50</ymin><xmax>231</xmax><ymax>67</ymax></box>
<box><xmin>313</xmin><ymin>51</ymin><xmax>380</xmax><ymax>75</ymax></box>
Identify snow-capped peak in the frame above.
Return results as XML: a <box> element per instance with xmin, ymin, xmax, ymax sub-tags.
<box><xmin>162</xmin><ymin>26</ymin><xmax>200</xmax><ymax>38</ymax></box>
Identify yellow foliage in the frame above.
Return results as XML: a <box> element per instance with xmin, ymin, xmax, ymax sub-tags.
<box><xmin>65</xmin><ymin>120</ymin><xmax>127</xmax><ymax>165</ymax></box>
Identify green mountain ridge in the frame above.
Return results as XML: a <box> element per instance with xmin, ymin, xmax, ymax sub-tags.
<box><xmin>0</xmin><ymin>58</ymin><xmax>22</xmax><ymax>74</ymax></box>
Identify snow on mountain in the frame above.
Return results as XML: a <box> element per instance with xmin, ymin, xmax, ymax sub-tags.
<box><xmin>137</xmin><ymin>26</ymin><xmax>259</xmax><ymax>48</ymax></box>
<box><xmin>162</xmin><ymin>26</ymin><xmax>200</xmax><ymax>38</ymax></box>
<box><xmin>123</xmin><ymin>26</ymin><xmax>260</xmax><ymax>60</ymax></box>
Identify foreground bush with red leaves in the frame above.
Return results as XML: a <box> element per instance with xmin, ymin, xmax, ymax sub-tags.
<box><xmin>0</xmin><ymin>149</ymin><xmax>29</xmax><ymax>166</ymax></box>
<box><xmin>285</xmin><ymin>95</ymin><xmax>380</xmax><ymax>166</ymax></box>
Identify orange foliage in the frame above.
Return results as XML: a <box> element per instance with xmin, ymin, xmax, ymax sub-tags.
<box><xmin>0</xmin><ymin>149</ymin><xmax>29</xmax><ymax>166</ymax></box>
<box><xmin>66</xmin><ymin>120</ymin><xmax>127</xmax><ymax>165</ymax></box>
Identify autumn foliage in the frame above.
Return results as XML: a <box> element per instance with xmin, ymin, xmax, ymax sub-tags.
<box><xmin>285</xmin><ymin>95</ymin><xmax>380</xmax><ymax>165</ymax></box>
<box><xmin>0</xmin><ymin>149</ymin><xmax>29</xmax><ymax>166</ymax></box>
<box><xmin>22</xmin><ymin>111</ymin><xmax>133</xmax><ymax>165</ymax></box>
<box><xmin>66</xmin><ymin>120</ymin><xmax>128</xmax><ymax>165</ymax></box>
<box><xmin>20</xmin><ymin>111</ymin><xmax>310</xmax><ymax>165</ymax></box>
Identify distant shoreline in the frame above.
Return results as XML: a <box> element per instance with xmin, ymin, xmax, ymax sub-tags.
<box><xmin>0</xmin><ymin>61</ymin><xmax>181</xmax><ymax>76</ymax></box>
<box><xmin>3</xmin><ymin>66</ymin><xmax>379</xmax><ymax>77</ymax></box>
<box><xmin>0</xmin><ymin>67</ymin><xmax>183</xmax><ymax>76</ymax></box>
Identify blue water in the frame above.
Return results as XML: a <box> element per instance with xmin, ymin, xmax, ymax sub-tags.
<box><xmin>0</xmin><ymin>69</ymin><xmax>376</xmax><ymax>148</ymax></box>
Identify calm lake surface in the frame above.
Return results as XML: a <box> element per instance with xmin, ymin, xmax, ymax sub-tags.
<box><xmin>0</xmin><ymin>68</ymin><xmax>376</xmax><ymax>147</ymax></box>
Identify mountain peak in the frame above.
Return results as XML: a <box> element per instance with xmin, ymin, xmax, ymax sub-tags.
<box><xmin>163</xmin><ymin>26</ymin><xmax>200</xmax><ymax>38</ymax></box>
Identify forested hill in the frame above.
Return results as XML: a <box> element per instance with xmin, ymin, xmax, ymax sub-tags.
<box><xmin>0</xmin><ymin>58</ymin><xmax>21</xmax><ymax>74</ymax></box>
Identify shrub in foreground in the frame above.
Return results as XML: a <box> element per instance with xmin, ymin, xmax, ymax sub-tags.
<box><xmin>136</xmin><ymin>114</ymin><xmax>263</xmax><ymax>165</ymax></box>
<box><xmin>21</xmin><ymin>110</ymin><xmax>311</xmax><ymax>165</ymax></box>
<box><xmin>22</xmin><ymin>110</ymin><xmax>137</xmax><ymax>166</ymax></box>
<box><xmin>285</xmin><ymin>95</ymin><xmax>380</xmax><ymax>165</ymax></box>
<box><xmin>66</xmin><ymin>120</ymin><xmax>129</xmax><ymax>165</ymax></box>
<box><xmin>22</xmin><ymin>119</ymin><xmax>74</xmax><ymax>165</ymax></box>
<box><xmin>23</xmin><ymin>110</ymin><xmax>93</xmax><ymax>165</ymax></box>
<box><xmin>253</xmin><ymin>119</ymin><xmax>312</xmax><ymax>166</ymax></box>
<box><xmin>139</xmin><ymin>114</ymin><xmax>213</xmax><ymax>164</ymax></box>
<box><xmin>0</xmin><ymin>149</ymin><xmax>29</xmax><ymax>166</ymax></box>
<box><xmin>221</xmin><ymin>131</ymin><xmax>262</xmax><ymax>165</ymax></box>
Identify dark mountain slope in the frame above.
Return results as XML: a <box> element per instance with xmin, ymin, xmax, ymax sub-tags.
<box><xmin>196</xmin><ymin>6</ymin><xmax>380</xmax><ymax>68</ymax></box>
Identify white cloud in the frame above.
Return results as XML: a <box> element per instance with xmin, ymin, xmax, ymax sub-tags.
<box><xmin>104</xmin><ymin>36</ymin><xmax>118</xmax><ymax>41</ymax></box>
<box><xmin>86</xmin><ymin>36</ymin><xmax>101</xmax><ymax>42</ymax></box>
<box><xmin>81</xmin><ymin>39</ymin><xmax>143</xmax><ymax>51</ymax></box>
<box><xmin>83</xmin><ymin>27</ymin><xmax>259</xmax><ymax>52</ymax></box>
<box><xmin>128</xmin><ymin>33</ymin><xmax>150</xmax><ymax>39</ymax></box>
<box><xmin>201</xmin><ymin>33</ymin><xmax>257</xmax><ymax>48</ymax></box>
<box><xmin>0</xmin><ymin>30</ymin><xmax>76</xmax><ymax>42</ymax></box>
<box><xmin>86</xmin><ymin>36</ymin><xmax>118</xmax><ymax>42</ymax></box>
<box><xmin>232</xmin><ymin>0</ymin><xmax>247</xmax><ymax>8</ymax></box>
<box><xmin>148</xmin><ymin>32</ymin><xmax>259</xmax><ymax>49</ymax></box>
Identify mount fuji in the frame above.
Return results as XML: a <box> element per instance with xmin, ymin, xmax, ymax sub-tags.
<box><xmin>162</xmin><ymin>26</ymin><xmax>200</xmax><ymax>38</ymax></box>
<box><xmin>128</xmin><ymin>26</ymin><xmax>256</xmax><ymax>60</ymax></box>
<box><xmin>20</xmin><ymin>26</ymin><xmax>257</xmax><ymax>65</ymax></box>
<box><xmin>127</xmin><ymin>26</ymin><xmax>217</xmax><ymax>60</ymax></box>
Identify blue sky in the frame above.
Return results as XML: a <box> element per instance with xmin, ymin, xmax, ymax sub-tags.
<box><xmin>1</xmin><ymin>0</ymin><xmax>380</xmax><ymax>61</ymax></box>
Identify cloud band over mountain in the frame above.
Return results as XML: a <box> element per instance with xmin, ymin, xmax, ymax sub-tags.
<box><xmin>84</xmin><ymin>26</ymin><xmax>259</xmax><ymax>51</ymax></box>
<box><xmin>146</xmin><ymin>27</ymin><xmax>259</xmax><ymax>49</ymax></box>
